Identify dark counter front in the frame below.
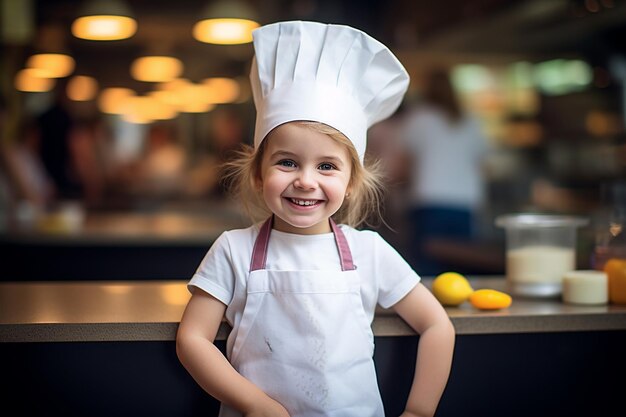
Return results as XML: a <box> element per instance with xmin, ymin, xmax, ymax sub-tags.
<box><xmin>1</xmin><ymin>279</ymin><xmax>626</xmax><ymax>417</ymax></box>
<box><xmin>0</xmin><ymin>209</ymin><xmax>247</xmax><ymax>280</ymax></box>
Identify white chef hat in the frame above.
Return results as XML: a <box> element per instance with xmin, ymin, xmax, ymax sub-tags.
<box><xmin>250</xmin><ymin>20</ymin><xmax>409</xmax><ymax>162</ymax></box>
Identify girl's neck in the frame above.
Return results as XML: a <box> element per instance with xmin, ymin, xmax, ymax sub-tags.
<box><xmin>272</xmin><ymin>215</ymin><xmax>332</xmax><ymax>235</ymax></box>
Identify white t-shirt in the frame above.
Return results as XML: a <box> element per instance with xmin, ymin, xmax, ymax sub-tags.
<box><xmin>189</xmin><ymin>223</ymin><xmax>420</xmax><ymax>355</ymax></box>
<box><xmin>403</xmin><ymin>106</ymin><xmax>488</xmax><ymax>208</ymax></box>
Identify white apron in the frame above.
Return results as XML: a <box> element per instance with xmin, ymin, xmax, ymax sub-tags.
<box><xmin>219</xmin><ymin>217</ymin><xmax>384</xmax><ymax>417</ymax></box>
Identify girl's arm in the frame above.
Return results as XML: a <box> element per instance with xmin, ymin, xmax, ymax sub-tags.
<box><xmin>392</xmin><ymin>282</ymin><xmax>456</xmax><ymax>417</ymax></box>
<box><xmin>176</xmin><ymin>290</ymin><xmax>290</xmax><ymax>417</ymax></box>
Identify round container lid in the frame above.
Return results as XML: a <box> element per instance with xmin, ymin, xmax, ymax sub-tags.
<box><xmin>495</xmin><ymin>213</ymin><xmax>589</xmax><ymax>229</ymax></box>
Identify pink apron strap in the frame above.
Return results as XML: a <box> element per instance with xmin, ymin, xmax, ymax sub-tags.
<box><xmin>250</xmin><ymin>217</ymin><xmax>356</xmax><ymax>271</ymax></box>
<box><xmin>329</xmin><ymin>218</ymin><xmax>356</xmax><ymax>271</ymax></box>
<box><xmin>250</xmin><ymin>217</ymin><xmax>273</xmax><ymax>271</ymax></box>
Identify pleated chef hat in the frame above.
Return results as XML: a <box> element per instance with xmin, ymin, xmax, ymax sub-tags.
<box><xmin>250</xmin><ymin>20</ymin><xmax>410</xmax><ymax>162</ymax></box>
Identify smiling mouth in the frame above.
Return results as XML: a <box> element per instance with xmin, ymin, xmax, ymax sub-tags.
<box><xmin>288</xmin><ymin>198</ymin><xmax>321</xmax><ymax>206</ymax></box>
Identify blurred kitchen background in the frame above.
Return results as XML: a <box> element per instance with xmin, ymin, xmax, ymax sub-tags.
<box><xmin>1</xmin><ymin>0</ymin><xmax>625</xmax><ymax>280</ymax></box>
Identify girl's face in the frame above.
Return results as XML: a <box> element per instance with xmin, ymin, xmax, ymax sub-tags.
<box><xmin>259</xmin><ymin>123</ymin><xmax>352</xmax><ymax>235</ymax></box>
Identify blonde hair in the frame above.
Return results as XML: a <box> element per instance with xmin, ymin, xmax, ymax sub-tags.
<box><xmin>221</xmin><ymin>121</ymin><xmax>386</xmax><ymax>228</ymax></box>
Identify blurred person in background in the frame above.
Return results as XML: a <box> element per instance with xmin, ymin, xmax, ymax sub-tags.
<box><xmin>34</xmin><ymin>80</ymin><xmax>83</xmax><ymax>201</ymax></box>
<box><xmin>1</xmin><ymin>94</ymin><xmax>55</xmax><ymax>229</ymax></box>
<box><xmin>130</xmin><ymin>121</ymin><xmax>188</xmax><ymax>200</ymax></box>
<box><xmin>402</xmin><ymin>68</ymin><xmax>489</xmax><ymax>275</ymax></box>
<box><xmin>68</xmin><ymin>116</ymin><xmax>108</xmax><ymax>207</ymax></box>
<box><xmin>0</xmin><ymin>93</ymin><xmax>16</xmax><ymax>230</ymax></box>
<box><xmin>366</xmin><ymin>103</ymin><xmax>413</xmax><ymax>256</ymax></box>
<box><xmin>186</xmin><ymin>107</ymin><xmax>247</xmax><ymax>200</ymax></box>
<box><xmin>2</xmin><ymin>117</ymin><xmax>54</xmax><ymax>208</ymax></box>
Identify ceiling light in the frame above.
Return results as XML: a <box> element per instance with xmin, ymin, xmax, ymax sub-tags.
<box><xmin>26</xmin><ymin>54</ymin><xmax>75</xmax><ymax>78</ymax></box>
<box><xmin>98</xmin><ymin>87</ymin><xmax>135</xmax><ymax>114</ymax></box>
<box><xmin>122</xmin><ymin>96</ymin><xmax>160</xmax><ymax>124</ymax></box>
<box><xmin>72</xmin><ymin>0</ymin><xmax>137</xmax><ymax>41</ymax></box>
<box><xmin>67</xmin><ymin>75</ymin><xmax>99</xmax><ymax>101</ymax></box>
<box><xmin>147</xmin><ymin>92</ymin><xmax>179</xmax><ymax>120</ymax></box>
<box><xmin>155</xmin><ymin>79</ymin><xmax>194</xmax><ymax>107</ymax></box>
<box><xmin>14</xmin><ymin>68</ymin><xmax>56</xmax><ymax>92</ymax></box>
<box><xmin>178</xmin><ymin>83</ymin><xmax>217</xmax><ymax>113</ymax></box>
<box><xmin>193</xmin><ymin>0</ymin><xmax>260</xmax><ymax>44</ymax></box>
<box><xmin>202</xmin><ymin>77</ymin><xmax>241</xmax><ymax>103</ymax></box>
<box><xmin>131</xmin><ymin>56</ymin><xmax>184</xmax><ymax>82</ymax></box>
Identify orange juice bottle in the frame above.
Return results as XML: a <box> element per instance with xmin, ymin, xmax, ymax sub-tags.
<box><xmin>604</xmin><ymin>258</ymin><xmax>626</xmax><ymax>304</ymax></box>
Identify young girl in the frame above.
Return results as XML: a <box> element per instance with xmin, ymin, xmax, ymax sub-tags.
<box><xmin>176</xmin><ymin>21</ymin><xmax>455</xmax><ymax>417</ymax></box>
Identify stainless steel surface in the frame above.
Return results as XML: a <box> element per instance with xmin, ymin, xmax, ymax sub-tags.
<box><xmin>2</xmin><ymin>277</ymin><xmax>626</xmax><ymax>342</ymax></box>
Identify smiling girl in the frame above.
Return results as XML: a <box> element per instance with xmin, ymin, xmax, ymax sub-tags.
<box><xmin>176</xmin><ymin>21</ymin><xmax>455</xmax><ymax>417</ymax></box>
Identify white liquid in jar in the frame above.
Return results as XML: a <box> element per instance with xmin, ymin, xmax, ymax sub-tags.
<box><xmin>507</xmin><ymin>245</ymin><xmax>576</xmax><ymax>284</ymax></box>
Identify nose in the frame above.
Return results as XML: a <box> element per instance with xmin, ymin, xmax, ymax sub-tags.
<box><xmin>294</xmin><ymin>167</ymin><xmax>317</xmax><ymax>190</ymax></box>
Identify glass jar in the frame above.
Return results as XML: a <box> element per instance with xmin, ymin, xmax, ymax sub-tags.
<box><xmin>496</xmin><ymin>214</ymin><xmax>588</xmax><ymax>298</ymax></box>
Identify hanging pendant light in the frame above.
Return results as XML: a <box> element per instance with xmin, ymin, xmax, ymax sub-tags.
<box><xmin>98</xmin><ymin>87</ymin><xmax>135</xmax><ymax>114</ymax></box>
<box><xmin>202</xmin><ymin>77</ymin><xmax>241</xmax><ymax>103</ymax></box>
<box><xmin>193</xmin><ymin>0</ymin><xmax>260</xmax><ymax>45</ymax></box>
<box><xmin>130</xmin><ymin>56</ymin><xmax>184</xmax><ymax>82</ymax></box>
<box><xmin>14</xmin><ymin>68</ymin><xmax>56</xmax><ymax>92</ymax></box>
<box><xmin>72</xmin><ymin>0</ymin><xmax>137</xmax><ymax>41</ymax></box>
<box><xmin>25</xmin><ymin>53</ymin><xmax>75</xmax><ymax>78</ymax></box>
<box><xmin>67</xmin><ymin>75</ymin><xmax>99</xmax><ymax>101</ymax></box>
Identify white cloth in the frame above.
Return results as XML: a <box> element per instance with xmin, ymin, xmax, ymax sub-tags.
<box><xmin>189</xmin><ymin>223</ymin><xmax>420</xmax><ymax>361</ymax></box>
<box><xmin>403</xmin><ymin>106</ymin><xmax>488</xmax><ymax>208</ymax></box>
<box><xmin>211</xmin><ymin>220</ymin><xmax>385</xmax><ymax>417</ymax></box>
<box><xmin>250</xmin><ymin>21</ymin><xmax>410</xmax><ymax>162</ymax></box>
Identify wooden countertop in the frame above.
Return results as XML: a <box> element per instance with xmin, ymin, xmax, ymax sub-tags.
<box><xmin>1</xmin><ymin>278</ymin><xmax>625</xmax><ymax>343</ymax></box>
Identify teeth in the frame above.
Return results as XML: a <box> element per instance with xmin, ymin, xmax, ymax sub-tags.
<box><xmin>290</xmin><ymin>198</ymin><xmax>317</xmax><ymax>206</ymax></box>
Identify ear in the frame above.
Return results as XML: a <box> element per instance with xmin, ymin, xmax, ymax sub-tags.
<box><xmin>254</xmin><ymin>172</ymin><xmax>263</xmax><ymax>190</ymax></box>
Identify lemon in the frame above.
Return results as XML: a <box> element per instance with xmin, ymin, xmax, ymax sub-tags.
<box><xmin>469</xmin><ymin>289</ymin><xmax>512</xmax><ymax>310</ymax></box>
<box><xmin>432</xmin><ymin>272</ymin><xmax>474</xmax><ymax>306</ymax></box>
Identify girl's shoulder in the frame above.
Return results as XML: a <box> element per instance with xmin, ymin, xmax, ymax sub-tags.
<box><xmin>222</xmin><ymin>222</ymin><xmax>260</xmax><ymax>238</ymax></box>
<box><xmin>213</xmin><ymin>223</ymin><xmax>262</xmax><ymax>252</ymax></box>
<box><xmin>340</xmin><ymin>225</ymin><xmax>408</xmax><ymax>257</ymax></box>
<box><xmin>339</xmin><ymin>224</ymin><xmax>384</xmax><ymax>244</ymax></box>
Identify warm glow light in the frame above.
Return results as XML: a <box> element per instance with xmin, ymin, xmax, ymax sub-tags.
<box><xmin>156</xmin><ymin>79</ymin><xmax>216</xmax><ymax>113</ymax></box>
<box><xmin>72</xmin><ymin>15</ymin><xmax>137</xmax><ymax>40</ymax></box>
<box><xmin>155</xmin><ymin>78</ymin><xmax>194</xmax><ymax>107</ymax></box>
<box><xmin>159</xmin><ymin>284</ymin><xmax>191</xmax><ymax>306</ymax></box>
<box><xmin>148</xmin><ymin>92</ymin><xmax>179</xmax><ymax>120</ymax></box>
<box><xmin>179</xmin><ymin>84</ymin><xmax>217</xmax><ymax>113</ymax></box>
<box><xmin>120</xmin><ymin>95</ymin><xmax>179</xmax><ymax>124</ymax></box>
<box><xmin>586</xmin><ymin>110</ymin><xmax>623</xmax><ymax>137</ymax></box>
<box><xmin>131</xmin><ymin>56</ymin><xmax>184</xmax><ymax>82</ymax></box>
<box><xmin>98</xmin><ymin>87</ymin><xmax>135</xmax><ymax>114</ymax></box>
<box><xmin>202</xmin><ymin>77</ymin><xmax>241</xmax><ymax>103</ymax></box>
<box><xmin>193</xmin><ymin>18</ymin><xmax>259</xmax><ymax>44</ymax></box>
<box><xmin>121</xmin><ymin>96</ymin><xmax>160</xmax><ymax>124</ymax></box>
<box><xmin>103</xmin><ymin>285</ymin><xmax>133</xmax><ymax>295</ymax></box>
<box><xmin>15</xmin><ymin>68</ymin><xmax>56</xmax><ymax>92</ymax></box>
<box><xmin>67</xmin><ymin>75</ymin><xmax>99</xmax><ymax>101</ymax></box>
<box><xmin>180</xmin><ymin>101</ymin><xmax>216</xmax><ymax>113</ymax></box>
<box><xmin>26</xmin><ymin>53</ymin><xmax>75</xmax><ymax>78</ymax></box>
<box><xmin>157</xmin><ymin>78</ymin><xmax>193</xmax><ymax>92</ymax></box>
